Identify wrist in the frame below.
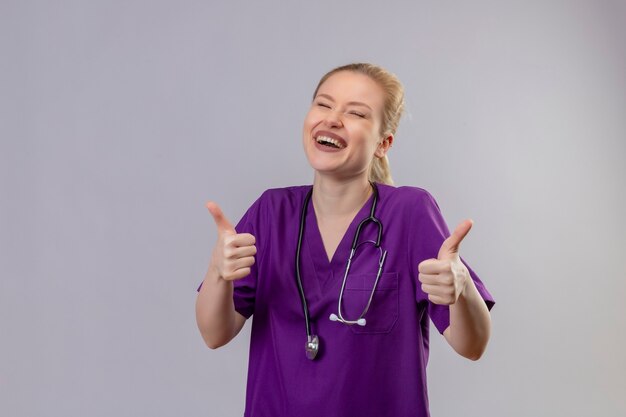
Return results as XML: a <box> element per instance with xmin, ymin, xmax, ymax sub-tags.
<box><xmin>457</xmin><ymin>268</ymin><xmax>474</xmax><ymax>301</ymax></box>
<box><xmin>207</xmin><ymin>258</ymin><xmax>226</xmax><ymax>284</ymax></box>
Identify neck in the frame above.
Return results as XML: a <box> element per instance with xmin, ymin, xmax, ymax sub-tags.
<box><xmin>312</xmin><ymin>173</ymin><xmax>373</xmax><ymax>218</ymax></box>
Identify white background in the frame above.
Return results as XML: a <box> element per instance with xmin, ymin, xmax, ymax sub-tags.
<box><xmin>1</xmin><ymin>1</ymin><xmax>625</xmax><ymax>416</ymax></box>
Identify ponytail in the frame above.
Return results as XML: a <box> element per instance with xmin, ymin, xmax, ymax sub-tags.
<box><xmin>369</xmin><ymin>155</ymin><xmax>393</xmax><ymax>185</ymax></box>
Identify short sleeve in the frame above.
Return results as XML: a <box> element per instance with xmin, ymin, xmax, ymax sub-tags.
<box><xmin>230</xmin><ymin>203</ymin><xmax>262</xmax><ymax>318</ymax></box>
<box><xmin>410</xmin><ymin>190</ymin><xmax>495</xmax><ymax>334</ymax></box>
<box><xmin>196</xmin><ymin>195</ymin><xmax>265</xmax><ymax>319</ymax></box>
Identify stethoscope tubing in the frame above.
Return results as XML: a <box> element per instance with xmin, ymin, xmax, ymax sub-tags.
<box><xmin>296</xmin><ymin>182</ymin><xmax>383</xmax><ymax>359</ymax></box>
<box><xmin>335</xmin><ymin>243</ymin><xmax>387</xmax><ymax>326</ymax></box>
<box><xmin>295</xmin><ymin>188</ymin><xmax>314</xmax><ymax>341</ymax></box>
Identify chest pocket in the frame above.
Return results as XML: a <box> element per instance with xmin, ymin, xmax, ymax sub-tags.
<box><xmin>342</xmin><ymin>272</ymin><xmax>398</xmax><ymax>334</ymax></box>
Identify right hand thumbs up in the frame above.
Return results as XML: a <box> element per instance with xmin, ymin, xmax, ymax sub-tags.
<box><xmin>206</xmin><ymin>201</ymin><xmax>257</xmax><ymax>281</ymax></box>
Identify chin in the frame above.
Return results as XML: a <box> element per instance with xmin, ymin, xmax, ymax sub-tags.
<box><xmin>308</xmin><ymin>161</ymin><xmax>341</xmax><ymax>175</ymax></box>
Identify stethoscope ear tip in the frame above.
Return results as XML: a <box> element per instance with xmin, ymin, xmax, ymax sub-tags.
<box><xmin>329</xmin><ymin>314</ymin><xmax>367</xmax><ymax>327</ymax></box>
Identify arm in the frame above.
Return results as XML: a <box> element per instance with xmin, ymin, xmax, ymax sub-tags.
<box><xmin>195</xmin><ymin>263</ymin><xmax>247</xmax><ymax>349</ymax></box>
<box><xmin>195</xmin><ymin>202</ymin><xmax>255</xmax><ymax>349</ymax></box>
<box><xmin>418</xmin><ymin>219</ymin><xmax>492</xmax><ymax>361</ymax></box>
<box><xmin>443</xmin><ymin>272</ymin><xmax>491</xmax><ymax>360</ymax></box>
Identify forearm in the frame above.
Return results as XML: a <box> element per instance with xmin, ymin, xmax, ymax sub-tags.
<box><xmin>446</xmin><ymin>277</ymin><xmax>491</xmax><ymax>360</ymax></box>
<box><xmin>195</xmin><ymin>263</ymin><xmax>241</xmax><ymax>349</ymax></box>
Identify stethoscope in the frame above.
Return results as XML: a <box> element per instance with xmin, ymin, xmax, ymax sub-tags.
<box><xmin>295</xmin><ymin>182</ymin><xmax>388</xmax><ymax>360</ymax></box>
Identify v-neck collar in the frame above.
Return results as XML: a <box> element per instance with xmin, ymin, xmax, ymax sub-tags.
<box><xmin>304</xmin><ymin>186</ymin><xmax>376</xmax><ymax>291</ymax></box>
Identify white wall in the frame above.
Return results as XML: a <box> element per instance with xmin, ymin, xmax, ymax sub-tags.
<box><xmin>1</xmin><ymin>1</ymin><xmax>625</xmax><ymax>416</ymax></box>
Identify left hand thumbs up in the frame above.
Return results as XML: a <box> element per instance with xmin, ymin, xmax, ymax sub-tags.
<box><xmin>437</xmin><ymin>219</ymin><xmax>473</xmax><ymax>260</ymax></box>
<box><xmin>418</xmin><ymin>219</ymin><xmax>473</xmax><ymax>305</ymax></box>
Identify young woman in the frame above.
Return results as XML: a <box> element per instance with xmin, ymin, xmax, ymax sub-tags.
<box><xmin>196</xmin><ymin>63</ymin><xmax>495</xmax><ymax>417</ymax></box>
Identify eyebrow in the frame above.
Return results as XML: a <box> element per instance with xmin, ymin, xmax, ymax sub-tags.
<box><xmin>315</xmin><ymin>93</ymin><xmax>373</xmax><ymax>111</ymax></box>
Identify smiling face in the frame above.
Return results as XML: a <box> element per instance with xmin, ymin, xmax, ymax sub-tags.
<box><xmin>302</xmin><ymin>71</ymin><xmax>390</xmax><ymax>181</ymax></box>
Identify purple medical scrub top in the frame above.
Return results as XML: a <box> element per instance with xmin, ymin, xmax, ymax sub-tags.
<box><xmin>200</xmin><ymin>184</ymin><xmax>495</xmax><ymax>417</ymax></box>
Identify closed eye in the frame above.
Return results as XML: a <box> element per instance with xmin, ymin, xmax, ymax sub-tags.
<box><xmin>349</xmin><ymin>111</ymin><xmax>366</xmax><ymax>118</ymax></box>
<box><xmin>316</xmin><ymin>102</ymin><xmax>331</xmax><ymax>109</ymax></box>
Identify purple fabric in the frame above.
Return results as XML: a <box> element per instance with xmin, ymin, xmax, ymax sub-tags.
<box><xmin>201</xmin><ymin>184</ymin><xmax>495</xmax><ymax>417</ymax></box>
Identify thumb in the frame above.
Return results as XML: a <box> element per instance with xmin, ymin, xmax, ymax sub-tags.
<box><xmin>437</xmin><ymin>219</ymin><xmax>473</xmax><ymax>260</ymax></box>
<box><xmin>206</xmin><ymin>201</ymin><xmax>235</xmax><ymax>234</ymax></box>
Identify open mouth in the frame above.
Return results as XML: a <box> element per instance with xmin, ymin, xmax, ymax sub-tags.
<box><xmin>315</xmin><ymin>135</ymin><xmax>345</xmax><ymax>149</ymax></box>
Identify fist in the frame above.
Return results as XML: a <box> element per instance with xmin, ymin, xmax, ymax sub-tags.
<box><xmin>206</xmin><ymin>201</ymin><xmax>257</xmax><ymax>281</ymax></box>
<box><xmin>418</xmin><ymin>219</ymin><xmax>473</xmax><ymax>305</ymax></box>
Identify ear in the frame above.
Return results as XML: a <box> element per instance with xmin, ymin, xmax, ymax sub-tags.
<box><xmin>375</xmin><ymin>133</ymin><xmax>394</xmax><ymax>158</ymax></box>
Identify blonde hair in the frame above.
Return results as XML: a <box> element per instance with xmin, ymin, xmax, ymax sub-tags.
<box><xmin>313</xmin><ymin>63</ymin><xmax>405</xmax><ymax>185</ymax></box>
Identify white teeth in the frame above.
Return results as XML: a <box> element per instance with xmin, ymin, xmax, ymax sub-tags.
<box><xmin>315</xmin><ymin>135</ymin><xmax>345</xmax><ymax>149</ymax></box>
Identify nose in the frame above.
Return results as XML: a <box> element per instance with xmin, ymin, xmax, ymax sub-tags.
<box><xmin>323</xmin><ymin>111</ymin><xmax>343</xmax><ymax>128</ymax></box>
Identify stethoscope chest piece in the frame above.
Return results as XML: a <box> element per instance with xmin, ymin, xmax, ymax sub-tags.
<box><xmin>305</xmin><ymin>335</ymin><xmax>319</xmax><ymax>360</ymax></box>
